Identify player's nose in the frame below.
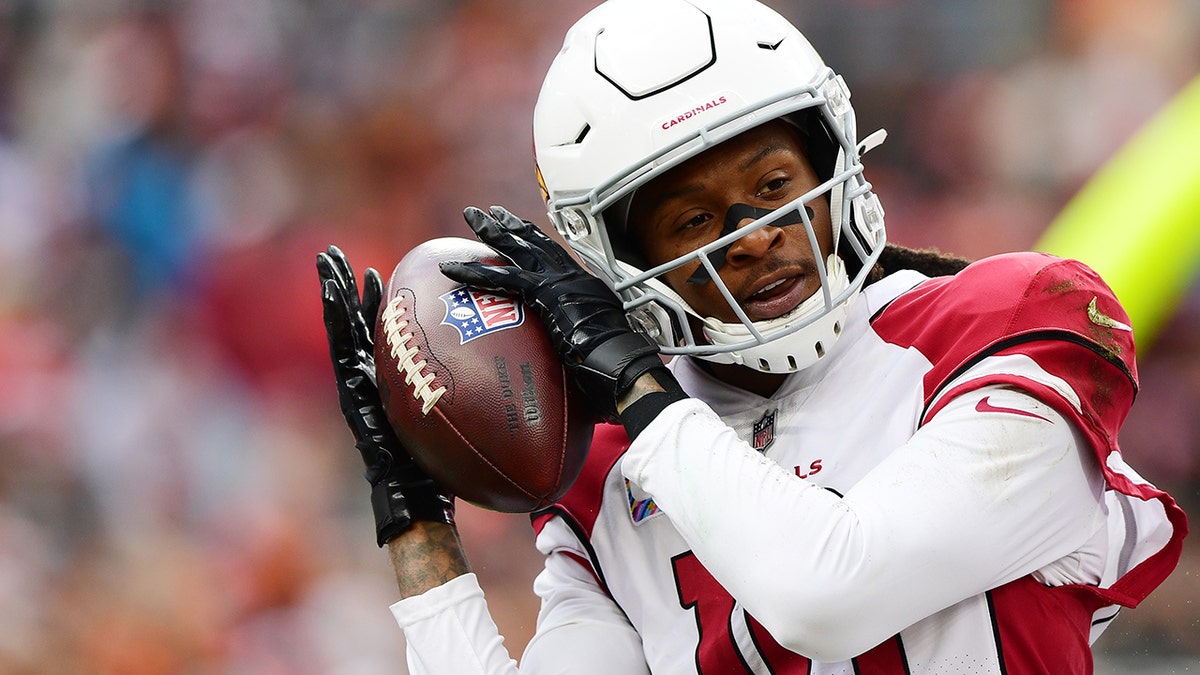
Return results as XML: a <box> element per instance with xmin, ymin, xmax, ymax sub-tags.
<box><xmin>728</xmin><ymin>217</ymin><xmax>784</xmax><ymax>263</ymax></box>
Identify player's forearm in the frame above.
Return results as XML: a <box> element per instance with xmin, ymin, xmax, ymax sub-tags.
<box><xmin>388</xmin><ymin>520</ymin><xmax>471</xmax><ymax>598</ymax></box>
<box><xmin>616</xmin><ymin>372</ymin><xmax>665</xmax><ymax>414</ymax></box>
<box><xmin>622</xmin><ymin>392</ymin><xmax>1102</xmax><ymax>661</ymax></box>
<box><xmin>616</xmin><ymin>370</ymin><xmax>689</xmax><ymax>440</ymax></box>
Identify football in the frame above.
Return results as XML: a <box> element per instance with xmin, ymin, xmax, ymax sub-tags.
<box><xmin>374</xmin><ymin>237</ymin><xmax>593</xmax><ymax>513</ymax></box>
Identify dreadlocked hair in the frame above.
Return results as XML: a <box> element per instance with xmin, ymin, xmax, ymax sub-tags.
<box><xmin>864</xmin><ymin>243</ymin><xmax>972</xmax><ymax>285</ymax></box>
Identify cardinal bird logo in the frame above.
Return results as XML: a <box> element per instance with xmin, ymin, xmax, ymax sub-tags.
<box><xmin>440</xmin><ymin>287</ymin><xmax>525</xmax><ymax>344</ymax></box>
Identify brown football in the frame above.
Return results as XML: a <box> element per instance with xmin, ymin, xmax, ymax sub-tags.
<box><xmin>374</xmin><ymin>237</ymin><xmax>593</xmax><ymax>513</ymax></box>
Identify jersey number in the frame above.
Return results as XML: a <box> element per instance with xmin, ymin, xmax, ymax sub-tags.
<box><xmin>672</xmin><ymin>551</ymin><xmax>909</xmax><ymax>674</ymax></box>
<box><xmin>672</xmin><ymin>551</ymin><xmax>810</xmax><ymax>674</ymax></box>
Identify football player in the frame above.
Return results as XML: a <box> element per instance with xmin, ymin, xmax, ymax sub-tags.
<box><xmin>318</xmin><ymin>0</ymin><xmax>1187</xmax><ymax>672</ymax></box>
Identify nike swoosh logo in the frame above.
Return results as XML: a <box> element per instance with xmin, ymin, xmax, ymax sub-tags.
<box><xmin>1088</xmin><ymin>297</ymin><xmax>1132</xmax><ymax>332</ymax></box>
<box><xmin>975</xmin><ymin>396</ymin><xmax>1051</xmax><ymax>422</ymax></box>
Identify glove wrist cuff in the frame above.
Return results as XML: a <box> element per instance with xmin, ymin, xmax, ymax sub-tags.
<box><xmin>369</xmin><ymin>479</ymin><xmax>455</xmax><ymax>547</ymax></box>
<box><xmin>618</xmin><ymin>371</ymin><xmax>688</xmax><ymax>440</ymax></box>
<box><xmin>370</xmin><ymin>480</ymin><xmax>413</xmax><ymax>547</ymax></box>
<box><xmin>577</xmin><ymin>332</ymin><xmax>663</xmax><ymax>421</ymax></box>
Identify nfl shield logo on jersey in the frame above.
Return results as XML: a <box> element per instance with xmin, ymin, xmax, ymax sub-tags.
<box><xmin>753</xmin><ymin>408</ymin><xmax>777</xmax><ymax>453</ymax></box>
<box><xmin>440</xmin><ymin>287</ymin><xmax>525</xmax><ymax>344</ymax></box>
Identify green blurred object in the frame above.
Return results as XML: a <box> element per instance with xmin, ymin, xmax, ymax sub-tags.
<box><xmin>1036</xmin><ymin>75</ymin><xmax>1200</xmax><ymax>349</ymax></box>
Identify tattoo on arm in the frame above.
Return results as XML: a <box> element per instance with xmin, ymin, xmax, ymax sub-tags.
<box><xmin>616</xmin><ymin>372</ymin><xmax>667</xmax><ymax>415</ymax></box>
<box><xmin>388</xmin><ymin>521</ymin><xmax>472</xmax><ymax>598</ymax></box>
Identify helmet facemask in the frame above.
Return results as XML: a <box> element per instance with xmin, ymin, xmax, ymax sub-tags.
<box><xmin>534</xmin><ymin>0</ymin><xmax>887</xmax><ymax>374</ymax></box>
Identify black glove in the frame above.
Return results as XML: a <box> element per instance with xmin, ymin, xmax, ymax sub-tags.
<box><xmin>317</xmin><ymin>245</ymin><xmax>454</xmax><ymax>547</ymax></box>
<box><xmin>440</xmin><ymin>206</ymin><xmax>679</xmax><ymax>423</ymax></box>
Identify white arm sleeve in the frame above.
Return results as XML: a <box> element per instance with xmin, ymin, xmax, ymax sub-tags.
<box><xmin>390</xmin><ymin>518</ymin><xmax>650</xmax><ymax>674</ymax></box>
<box><xmin>391</xmin><ymin>574</ymin><xmax>518</xmax><ymax>675</ymax></box>
<box><xmin>620</xmin><ymin>385</ymin><xmax>1107</xmax><ymax>662</ymax></box>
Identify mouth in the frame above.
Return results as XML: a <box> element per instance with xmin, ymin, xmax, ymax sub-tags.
<box><xmin>741</xmin><ymin>271</ymin><xmax>814</xmax><ymax>321</ymax></box>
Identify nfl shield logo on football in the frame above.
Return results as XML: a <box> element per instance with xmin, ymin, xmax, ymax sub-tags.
<box><xmin>753</xmin><ymin>408</ymin><xmax>777</xmax><ymax>453</ymax></box>
<box><xmin>440</xmin><ymin>287</ymin><xmax>525</xmax><ymax>344</ymax></box>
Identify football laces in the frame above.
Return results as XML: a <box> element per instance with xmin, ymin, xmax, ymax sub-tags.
<box><xmin>382</xmin><ymin>297</ymin><xmax>446</xmax><ymax>415</ymax></box>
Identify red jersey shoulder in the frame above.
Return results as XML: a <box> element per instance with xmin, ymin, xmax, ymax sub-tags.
<box><xmin>531</xmin><ymin>422</ymin><xmax>628</xmax><ymax>538</ymax></box>
<box><xmin>871</xmin><ymin>252</ymin><xmax>1138</xmax><ymax>401</ymax></box>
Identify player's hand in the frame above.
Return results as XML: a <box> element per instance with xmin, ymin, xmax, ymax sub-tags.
<box><xmin>317</xmin><ymin>245</ymin><xmax>454</xmax><ymax>547</ymax></box>
<box><xmin>440</xmin><ymin>206</ymin><xmax>670</xmax><ymax>422</ymax></box>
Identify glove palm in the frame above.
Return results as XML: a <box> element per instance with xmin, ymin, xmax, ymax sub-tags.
<box><xmin>318</xmin><ymin>245</ymin><xmax>454</xmax><ymax>546</ymax></box>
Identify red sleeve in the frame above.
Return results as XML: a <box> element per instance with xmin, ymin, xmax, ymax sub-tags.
<box><xmin>872</xmin><ymin>252</ymin><xmax>1186</xmax><ymax>608</ymax></box>
<box><xmin>871</xmin><ymin>252</ymin><xmax>1137</xmax><ymax>426</ymax></box>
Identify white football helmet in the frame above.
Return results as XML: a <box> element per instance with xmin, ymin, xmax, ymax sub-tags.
<box><xmin>533</xmin><ymin>0</ymin><xmax>887</xmax><ymax>373</ymax></box>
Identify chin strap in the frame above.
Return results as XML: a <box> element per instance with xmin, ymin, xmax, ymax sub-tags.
<box><xmin>694</xmin><ymin>254</ymin><xmax>851</xmax><ymax>373</ymax></box>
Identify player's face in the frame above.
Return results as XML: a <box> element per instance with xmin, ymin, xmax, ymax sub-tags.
<box><xmin>628</xmin><ymin>121</ymin><xmax>834</xmax><ymax>324</ymax></box>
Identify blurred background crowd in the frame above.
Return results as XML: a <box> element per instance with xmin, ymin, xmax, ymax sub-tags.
<box><xmin>0</xmin><ymin>0</ymin><xmax>1196</xmax><ymax>672</ymax></box>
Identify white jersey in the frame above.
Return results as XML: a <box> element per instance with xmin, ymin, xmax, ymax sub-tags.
<box><xmin>392</xmin><ymin>253</ymin><xmax>1186</xmax><ymax>675</ymax></box>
